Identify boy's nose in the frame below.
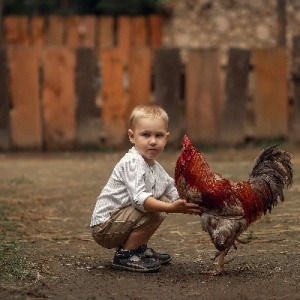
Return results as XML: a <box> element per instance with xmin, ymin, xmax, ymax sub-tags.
<box><xmin>149</xmin><ymin>137</ymin><xmax>156</xmax><ymax>144</ymax></box>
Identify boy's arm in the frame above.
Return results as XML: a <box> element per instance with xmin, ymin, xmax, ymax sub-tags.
<box><xmin>144</xmin><ymin>196</ymin><xmax>201</xmax><ymax>215</ymax></box>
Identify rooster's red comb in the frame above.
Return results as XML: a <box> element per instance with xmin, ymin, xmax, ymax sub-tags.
<box><xmin>182</xmin><ymin>135</ymin><xmax>192</xmax><ymax>148</ymax></box>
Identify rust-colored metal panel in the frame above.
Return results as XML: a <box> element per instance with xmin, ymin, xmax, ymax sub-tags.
<box><xmin>0</xmin><ymin>47</ymin><xmax>11</xmax><ymax>150</ymax></box>
<box><xmin>127</xmin><ymin>47</ymin><xmax>151</xmax><ymax>120</ymax></box>
<box><xmin>43</xmin><ymin>48</ymin><xmax>76</xmax><ymax>150</ymax></box>
<box><xmin>185</xmin><ymin>48</ymin><xmax>223</xmax><ymax>146</ymax></box>
<box><xmin>220</xmin><ymin>48</ymin><xmax>250</xmax><ymax>146</ymax></box>
<box><xmin>117</xmin><ymin>16</ymin><xmax>131</xmax><ymax>64</ymax></box>
<box><xmin>4</xmin><ymin>16</ymin><xmax>29</xmax><ymax>45</ymax></box>
<box><xmin>131</xmin><ymin>17</ymin><xmax>147</xmax><ymax>46</ymax></box>
<box><xmin>30</xmin><ymin>17</ymin><xmax>45</xmax><ymax>48</ymax></box>
<box><xmin>252</xmin><ymin>48</ymin><xmax>288</xmax><ymax>139</ymax></box>
<box><xmin>154</xmin><ymin>48</ymin><xmax>183</xmax><ymax>145</ymax></box>
<box><xmin>45</xmin><ymin>16</ymin><xmax>65</xmax><ymax>46</ymax></box>
<box><xmin>8</xmin><ymin>47</ymin><xmax>42</xmax><ymax>149</ymax></box>
<box><xmin>100</xmin><ymin>48</ymin><xmax>126</xmax><ymax>147</ymax></box>
<box><xmin>66</xmin><ymin>16</ymin><xmax>96</xmax><ymax>48</ymax></box>
<box><xmin>98</xmin><ymin>17</ymin><xmax>114</xmax><ymax>49</ymax></box>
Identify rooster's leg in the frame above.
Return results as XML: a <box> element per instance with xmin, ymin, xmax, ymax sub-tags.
<box><xmin>212</xmin><ymin>251</ymin><xmax>220</xmax><ymax>260</ymax></box>
<box><xmin>216</xmin><ymin>251</ymin><xmax>225</xmax><ymax>275</ymax></box>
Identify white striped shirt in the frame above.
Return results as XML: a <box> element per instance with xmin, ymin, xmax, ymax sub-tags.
<box><xmin>90</xmin><ymin>146</ymin><xmax>179</xmax><ymax>227</ymax></box>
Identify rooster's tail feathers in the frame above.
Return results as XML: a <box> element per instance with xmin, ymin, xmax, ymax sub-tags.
<box><xmin>249</xmin><ymin>145</ymin><xmax>293</xmax><ymax>213</ymax></box>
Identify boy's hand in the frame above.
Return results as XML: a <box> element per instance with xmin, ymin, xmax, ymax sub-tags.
<box><xmin>171</xmin><ymin>199</ymin><xmax>201</xmax><ymax>215</ymax></box>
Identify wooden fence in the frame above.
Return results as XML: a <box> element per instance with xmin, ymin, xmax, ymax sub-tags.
<box><xmin>0</xmin><ymin>16</ymin><xmax>300</xmax><ymax>150</ymax></box>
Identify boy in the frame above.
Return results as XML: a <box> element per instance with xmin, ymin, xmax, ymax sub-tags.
<box><xmin>91</xmin><ymin>104</ymin><xmax>200</xmax><ymax>272</ymax></box>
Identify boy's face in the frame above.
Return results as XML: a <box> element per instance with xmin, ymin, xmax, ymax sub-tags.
<box><xmin>128</xmin><ymin>117</ymin><xmax>169</xmax><ymax>165</ymax></box>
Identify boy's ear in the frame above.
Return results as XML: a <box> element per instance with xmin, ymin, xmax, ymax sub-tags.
<box><xmin>166</xmin><ymin>132</ymin><xmax>170</xmax><ymax>140</ymax></box>
<box><xmin>128</xmin><ymin>129</ymin><xmax>134</xmax><ymax>143</ymax></box>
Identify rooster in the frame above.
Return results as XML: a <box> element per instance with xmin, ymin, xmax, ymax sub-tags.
<box><xmin>175</xmin><ymin>135</ymin><xmax>293</xmax><ymax>274</ymax></box>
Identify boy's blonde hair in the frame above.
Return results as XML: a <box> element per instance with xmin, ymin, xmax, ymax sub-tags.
<box><xmin>129</xmin><ymin>104</ymin><xmax>169</xmax><ymax>129</ymax></box>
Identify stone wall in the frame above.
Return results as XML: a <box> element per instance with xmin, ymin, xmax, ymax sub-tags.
<box><xmin>162</xmin><ymin>0</ymin><xmax>300</xmax><ymax>64</ymax></box>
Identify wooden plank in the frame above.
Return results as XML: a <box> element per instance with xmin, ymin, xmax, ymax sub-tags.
<box><xmin>291</xmin><ymin>36</ymin><xmax>300</xmax><ymax>143</ymax></box>
<box><xmin>149</xmin><ymin>15</ymin><xmax>163</xmax><ymax>53</ymax></box>
<box><xmin>8</xmin><ymin>47</ymin><xmax>42</xmax><ymax>149</ymax></box>
<box><xmin>80</xmin><ymin>16</ymin><xmax>96</xmax><ymax>47</ymax></box>
<box><xmin>117</xmin><ymin>16</ymin><xmax>131</xmax><ymax>64</ymax></box>
<box><xmin>100</xmin><ymin>48</ymin><xmax>126</xmax><ymax>147</ymax></box>
<box><xmin>43</xmin><ymin>48</ymin><xmax>76</xmax><ymax>150</ymax></box>
<box><xmin>0</xmin><ymin>47</ymin><xmax>10</xmax><ymax>150</ymax></box>
<box><xmin>66</xmin><ymin>16</ymin><xmax>81</xmax><ymax>47</ymax></box>
<box><xmin>252</xmin><ymin>48</ymin><xmax>288</xmax><ymax>139</ymax></box>
<box><xmin>45</xmin><ymin>16</ymin><xmax>65</xmax><ymax>46</ymax></box>
<box><xmin>185</xmin><ymin>48</ymin><xmax>223</xmax><ymax>145</ymax></box>
<box><xmin>276</xmin><ymin>0</ymin><xmax>286</xmax><ymax>47</ymax></box>
<box><xmin>4</xmin><ymin>16</ymin><xmax>29</xmax><ymax>45</ymax></box>
<box><xmin>76</xmin><ymin>48</ymin><xmax>101</xmax><ymax>147</ymax></box>
<box><xmin>98</xmin><ymin>17</ymin><xmax>114</xmax><ymax>49</ymax></box>
<box><xmin>66</xmin><ymin>16</ymin><xmax>96</xmax><ymax>48</ymax></box>
<box><xmin>127</xmin><ymin>47</ymin><xmax>151</xmax><ymax>120</ymax></box>
<box><xmin>154</xmin><ymin>48</ymin><xmax>182</xmax><ymax>145</ymax></box>
<box><xmin>131</xmin><ymin>17</ymin><xmax>147</xmax><ymax>46</ymax></box>
<box><xmin>219</xmin><ymin>48</ymin><xmax>250</xmax><ymax>146</ymax></box>
<box><xmin>30</xmin><ymin>17</ymin><xmax>45</xmax><ymax>47</ymax></box>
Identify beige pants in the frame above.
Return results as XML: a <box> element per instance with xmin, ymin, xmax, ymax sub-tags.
<box><xmin>91</xmin><ymin>197</ymin><xmax>170</xmax><ymax>249</ymax></box>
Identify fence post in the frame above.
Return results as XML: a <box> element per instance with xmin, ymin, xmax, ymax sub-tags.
<box><xmin>66</xmin><ymin>16</ymin><xmax>96</xmax><ymax>48</ymax></box>
<box><xmin>291</xmin><ymin>36</ymin><xmax>300</xmax><ymax>143</ymax></box>
<box><xmin>154</xmin><ymin>48</ymin><xmax>182</xmax><ymax>145</ymax></box>
<box><xmin>8</xmin><ymin>47</ymin><xmax>42</xmax><ymax>149</ymax></box>
<box><xmin>76</xmin><ymin>48</ymin><xmax>101</xmax><ymax>147</ymax></box>
<box><xmin>4</xmin><ymin>16</ymin><xmax>29</xmax><ymax>45</ymax></box>
<box><xmin>131</xmin><ymin>17</ymin><xmax>147</xmax><ymax>46</ymax></box>
<box><xmin>45</xmin><ymin>16</ymin><xmax>65</xmax><ymax>46</ymax></box>
<box><xmin>185</xmin><ymin>48</ymin><xmax>223</xmax><ymax>146</ymax></box>
<box><xmin>149</xmin><ymin>15</ymin><xmax>163</xmax><ymax>54</ymax></box>
<box><xmin>117</xmin><ymin>16</ymin><xmax>131</xmax><ymax>64</ymax></box>
<box><xmin>30</xmin><ymin>17</ymin><xmax>45</xmax><ymax>48</ymax></box>
<box><xmin>219</xmin><ymin>48</ymin><xmax>250</xmax><ymax>146</ymax></box>
<box><xmin>98</xmin><ymin>17</ymin><xmax>114</xmax><ymax>49</ymax></box>
<box><xmin>43</xmin><ymin>47</ymin><xmax>76</xmax><ymax>150</ymax></box>
<box><xmin>252</xmin><ymin>48</ymin><xmax>288</xmax><ymax>139</ymax></box>
<box><xmin>100</xmin><ymin>48</ymin><xmax>126</xmax><ymax>147</ymax></box>
<box><xmin>127</xmin><ymin>46</ymin><xmax>151</xmax><ymax>120</ymax></box>
<box><xmin>0</xmin><ymin>47</ymin><xmax>10</xmax><ymax>150</ymax></box>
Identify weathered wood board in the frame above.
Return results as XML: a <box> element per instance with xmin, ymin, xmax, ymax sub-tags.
<box><xmin>42</xmin><ymin>48</ymin><xmax>76</xmax><ymax>150</ymax></box>
<box><xmin>154</xmin><ymin>48</ymin><xmax>183</xmax><ymax>145</ymax></box>
<box><xmin>185</xmin><ymin>48</ymin><xmax>223</xmax><ymax>145</ymax></box>
<box><xmin>76</xmin><ymin>48</ymin><xmax>101</xmax><ymax>147</ymax></box>
<box><xmin>8</xmin><ymin>47</ymin><xmax>42</xmax><ymax>149</ymax></box>
<box><xmin>219</xmin><ymin>48</ymin><xmax>250</xmax><ymax>146</ymax></box>
<box><xmin>0</xmin><ymin>47</ymin><xmax>11</xmax><ymax>150</ymax></box>
<box><xmin>100</xmin><ymin>48</ymin><xmax>126</xmax><ymax>147</ymax></box>
<box><xmin>252</xmin><ymin>48</ymin><xmax>288</xmax><ymax>139</ymax></box>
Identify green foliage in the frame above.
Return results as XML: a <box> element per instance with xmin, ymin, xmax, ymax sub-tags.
<box><xmin>3</xmin><ymin>0</ymin><xmax>169</xmax><ymax>16</ymax></box>
<box><xmin>0</xmin><ymin>240</ymin><xmax>29</xmax><ymax>280</ymax></box>
<box><xmin>0</xmin><ymin>204</ymin><xmax>29</xmax><ymax>281</ymax></box>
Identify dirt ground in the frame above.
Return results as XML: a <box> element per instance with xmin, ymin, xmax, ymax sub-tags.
<box><xmin>0</xmin><ymin>145</ymin><xmax>300</xmax><ymax>300</ymax></box>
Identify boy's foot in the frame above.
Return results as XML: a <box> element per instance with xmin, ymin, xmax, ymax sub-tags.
<box><xmin>112</xmin><ymin>247</ymin><xmax>161</xmax><ymax>273</ymax></box>
<box><xmin>138</xmin><ymin>244</ymin><xmax>172</xmax><ymax>265</ymax></box>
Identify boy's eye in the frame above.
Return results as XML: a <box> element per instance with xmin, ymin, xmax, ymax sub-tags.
<box><xmin>156</xmin><ymin>133</ymin><xmax>164</xmax><ymax>138</ymax></box>
<box><xmin>141</xmin><ymin>133</ymin><xmax>150</xmax><ymax>137</ymax></box>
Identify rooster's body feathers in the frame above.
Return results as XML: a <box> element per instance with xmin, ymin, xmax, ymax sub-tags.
<box><xmin>175</xmin><ymin>136</ymin><xmax>293</xmax><ymax>274</ymax></box>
